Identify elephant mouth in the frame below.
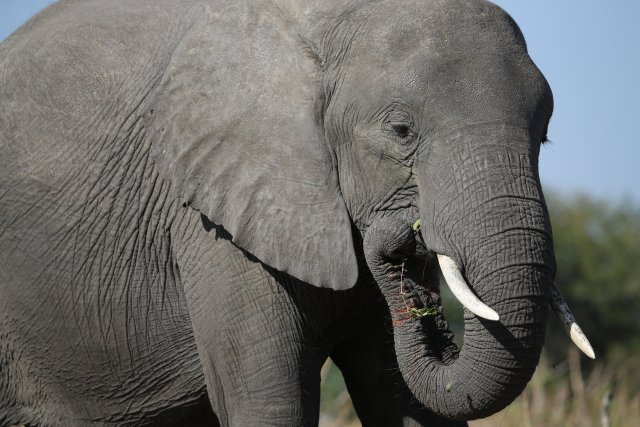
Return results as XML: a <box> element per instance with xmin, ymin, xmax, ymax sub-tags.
<box><xmin>365</xmin><ymin>221</ymin><xmax>459</xmax><ymax>361</ymax></box>
<box><xmin>386</xmin><ymin>247</ymin><xmax>462</xmax><ymax>363</ymax></box>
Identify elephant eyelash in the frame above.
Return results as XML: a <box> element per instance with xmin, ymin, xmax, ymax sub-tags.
<box><xmin>540</xmin><ymin>120</ymin><xmax>550</xmax><ymax>144</ymax></box>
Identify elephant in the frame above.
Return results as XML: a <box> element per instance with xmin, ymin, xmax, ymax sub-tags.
<box><xmin>0</xmin><ymin>0</ymin><xmax>594</xmax><ymax>426</ymax></box>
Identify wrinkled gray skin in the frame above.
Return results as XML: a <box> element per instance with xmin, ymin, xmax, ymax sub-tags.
<box><xmin>0</xmin><ymin>0</ymin><xmax>556</xmax><ymax>425</ymax></box>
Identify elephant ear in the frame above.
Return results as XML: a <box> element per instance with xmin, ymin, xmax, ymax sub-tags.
<box><xmin>148</xmin><ymin>5</ymin><xmax>357</xmax><ymax>290</ymax></box>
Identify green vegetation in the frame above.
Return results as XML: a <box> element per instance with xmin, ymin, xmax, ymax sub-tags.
<box><xmin>319</xmin><ymin>362</ymin><xmax>360</xmax><ymax>427</ymax></box>
<box><xmin>320</xmin><ymin>194</ymin><xmax>640</xmax><ymax>426</ymax></box>
<box><xmin>547</xmin><ymin>194</ymin><xmax>640</xmax><ymax>364</ymax></box>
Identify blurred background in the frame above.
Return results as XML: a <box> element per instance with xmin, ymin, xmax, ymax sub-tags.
<box><xmin>2</xmin><ymin>1</ymin><xmax>638</xmax><ymax>426</ymax></box>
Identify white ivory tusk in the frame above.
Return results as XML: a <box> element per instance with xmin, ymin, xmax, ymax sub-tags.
<box><xmin>437</xmin><ymin>254</ymin><xmax>500</xmax><ymax>321</ymax></box>
<box><xmin>549</xmin><ymin>281</ymin><xmax>596</xmax><ymax>359</ymax></box>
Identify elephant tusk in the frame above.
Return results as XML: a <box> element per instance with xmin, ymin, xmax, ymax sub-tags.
<box><xmin>437</xmin><ymin>254</ymin><xmax>500</xmax><ymax>321</ymax></box>
<box><xmin>549</xmin><ymin>281</ymin><xmax>596</xmax><ymax>359</ymax></box>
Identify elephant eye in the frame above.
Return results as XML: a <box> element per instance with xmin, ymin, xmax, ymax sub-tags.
<box><xmin>382</xmin><ymin>109</ymin><xmax>415</xmax><ymax>144</ymax></box>
<box><xmin>392</xmin><ymin>124</ymin><xmax>411</xmax><ymax>139</ymax></box>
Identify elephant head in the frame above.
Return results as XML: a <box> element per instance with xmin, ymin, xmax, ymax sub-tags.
<box><xmin>146</xmin><ymin>0</ymin><xmax>592</xmax><ymax>419</ymax></box>
<box><xmin>325</xmin><ymin>0</ymin><xmax>594</xmax><ymax>418</ymax></box>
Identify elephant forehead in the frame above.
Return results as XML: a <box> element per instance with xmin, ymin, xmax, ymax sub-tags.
<box><xmin>340</xmin><ymin>0</ymin><xmax>551</xmax><ymax>128</ymax></box>
<box><xmin>352</xmin><ymin>0</ymin><xmax>527</xmax><ymax>67</ymax></box>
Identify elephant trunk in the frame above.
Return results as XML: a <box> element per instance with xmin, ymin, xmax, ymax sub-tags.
<box><xmin>364</xmin><ymin>139</ymin><xmax>556</xmax><ymax>419</ymax></box>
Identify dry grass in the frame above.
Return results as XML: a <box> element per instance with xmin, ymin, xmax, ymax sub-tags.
<box><xmin>471</xmin><ymin>351</ymin><xmax>640</xmax><ymax>427</ymax></box>
<box><xmin>320</xmin><ymin>351</ymin><xmax>640</xmax><ymax>427</ymax></box>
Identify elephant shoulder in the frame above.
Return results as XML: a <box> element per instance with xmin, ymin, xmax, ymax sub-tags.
<box><xmin>0</xmin><ymin>1</ymin><xmax>206</xmax><ymax>178</ymax></box>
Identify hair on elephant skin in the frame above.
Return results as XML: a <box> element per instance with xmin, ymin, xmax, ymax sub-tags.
<box><xmin>0</xmin><ymin>0</ymin><xmax>592</xmax><ymax>426</ymax></box>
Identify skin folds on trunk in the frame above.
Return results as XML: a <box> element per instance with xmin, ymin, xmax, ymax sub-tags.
<box><xmin>364</xmin><ymin>204</ymin><xmax>552</xmax><ymax>419</ymax></box>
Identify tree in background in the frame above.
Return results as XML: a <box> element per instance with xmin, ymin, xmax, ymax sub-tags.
<box><xmin>546</xmin><ymin>194</ymin><xmax>640</xmax><ymax>364</ymax></box>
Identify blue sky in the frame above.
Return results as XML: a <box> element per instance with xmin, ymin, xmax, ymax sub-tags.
<box><xmin>2</xmin><ymin>1</ymin><xmax>638</xmax><ymax>203</ymax></box>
